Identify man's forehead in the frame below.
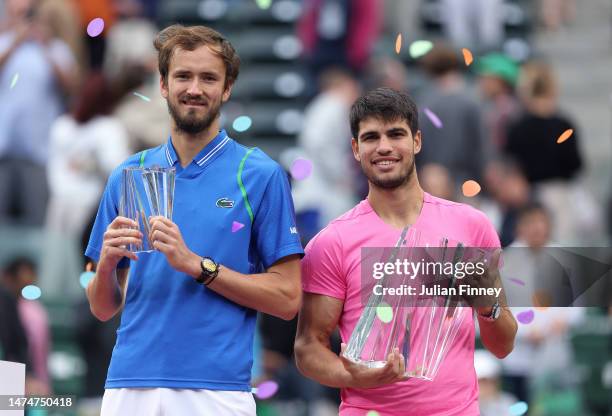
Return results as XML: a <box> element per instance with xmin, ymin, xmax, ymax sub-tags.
<box><xmin>169</xmin><ymin>45</ymin><xmax>224</xmax><ymax>72</ymax></box>
<box><xmin>359</xmin><ymin>116</ymin><xmax>410</xmax><ymax>132</ymax></box>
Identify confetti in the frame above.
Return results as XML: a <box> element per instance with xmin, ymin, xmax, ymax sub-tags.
<box><xmin>376</xmin><ymin>303</ymin><xmax>393</xmax><ymax>324</ymax></box>
<box><xmin>556</xmin><ymin>129</ymin><xmax>573</xmax><ymax>144</ymax></box>
<box><xmin>255</xmin><ymin>0</ymin><xmax>272</xmax><ymax>10</ymax></box>
<box><xmin>462</xmin><ymin>180</ymin><xmax>481</xmax><ymax>197</ymax></box>
<box><xmin>462</xmin><ymin>48</ymin><xmax>473</xmax><ymax>66</ymax></box>
<box><xmin>509</xmin><ymin>401</ymin><xmax>529</xmax><ymax>416</ymax></box>
<box><xmin>367</xmin><ymin>412</ymin><xmax>381</xmax><ymax>416</ymax></box>
<box><xmin>233</xmin><ymin>116</ymin><xmax>252</xmax><ymax>133</ymax></box>
<box><xmin>79</xmin><ymin>271</ymin><xmax>95</xmax><ymax>289</ymax></box>
<box><xmin>133</xmin><ymin>92</ymin><xmax>151</xmax><ymax>102</ymax></box>
<box><xmin>87</xmin><ymin>18</ymin><xmax>105</xmax><ymax>37</ymax></box>
<box><xmin>21</xmin><ymin>285</ymin><xmax>42</xmax><ymax>300</ymax></box>
<box><xmin>290</xmin><ymin>157</ymin><xmax>312</xmax><ymax>181</ymax></box>
<box><xmin>516</xmin><ymin>309</ymin><xmax>534</xmax><ymax>324</ymax></box>
<box><xmin>10</xmin><ymin>73</ymin><xmax>19</xmax><ymax>89</ymax></box>
<box><xmin>508</xmin><ymin>277</ymin><xmax>525</xmax><ymax>286</ymax></box>
<box><xmin>232</xmin><ymin>221</ymin><xmax>245</xmax><ymax>233</ymax></box>
<box><xmin>395</xmin><ymin>33</ymin><xmax>402</xmax><ymax>54</ymax></box>
<box><xmin>409</xmin><ymin>40</ymin><xmax>433</xmax><ymax>59</ymax></box>
<box><xmin>253</xmin><ymin>380</ymin><xmax>278</xmax><ymax>399</ymax></box>
<box><xmin>423</xmin><ymin>108</ymin><xmax>443</xmax><ymax>128</ymax></box>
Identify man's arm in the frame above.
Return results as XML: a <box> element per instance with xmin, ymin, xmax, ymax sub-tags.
<box><xmin>204</xmin><ymin>255</ymin><xmax>301</xmax><ymax>321</ymax></box>
<box><xmin>294</xmin><ymin>293</ymin><xmax>352</xmax><ymax>387</ymax></box>
<box><xmin>294</xmin><ymin>293</ymin><xmax>406</xmax><ymax>389</ymax></box>
<box><xmin>474</xmin><ymin>250</ymin><xmax>518</xmax><ymax>358</ymax></box>
<box><xmin>86</xmin><ymin>267</ymin><xmax>129</xmax><ymax>322</ymax></box>
<box><xmin>86</xmin><ymin>217</ymin><xmax>142</xmax><ymax>321</ymax></box>
<box><xmin>149</xmin><ymin>216</ymin><xmax>302</xmax><ymax>321</ymax></box>
<box><xmin>477</xmin><ymin>306</ymin><xmax>518</xmax><ymax>358</ymax></box>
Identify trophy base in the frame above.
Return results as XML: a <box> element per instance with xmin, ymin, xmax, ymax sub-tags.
<box><xmin>342</xmin><ymin>354</ymin><xmax>387</xmax><ymax>369</ymax></box>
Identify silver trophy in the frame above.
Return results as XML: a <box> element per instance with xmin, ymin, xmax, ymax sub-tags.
<box><xmin>119</xmin><ymin>167</ymin><xmax>176</xmax><ymax>252</ymax></box>
<box><xmin>343</xmin><ymin>230</ymin><xmax>474</xmax><ymax>381</ymax></box>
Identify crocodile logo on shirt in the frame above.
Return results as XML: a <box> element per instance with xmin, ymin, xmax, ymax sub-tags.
<box><xmin>216</xmin><ymin>198</ymin><xmax>234</xmax><ymax>208</ymax></box>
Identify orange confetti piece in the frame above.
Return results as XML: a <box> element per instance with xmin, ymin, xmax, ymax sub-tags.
<box><xmin>462</xmin><ymin>180</ymin><xmax>481</xmax><ymax>197</ymax></box>
<box><xmin>556</xmin><ymin>129</ymin><xmax>573</xmax><ymax>144</ymax></box>
<box><xmin>395</xmin><ymin>33</ymin><xmax>402</xmax><ymax>54</ymax></box>
<box><xmin>462</xmin><ymin>48</ymin><xmax>473</xmax><ymax>66</ymax></box>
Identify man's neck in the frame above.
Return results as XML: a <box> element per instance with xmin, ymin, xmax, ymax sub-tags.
<box><xmin>171</xmin><ymin>121</ymin><xmax>220</xmax><ymax>168</ymax></box>
<box><xmin>367</xmin><ymin>177</ymin><xmax>424</xmax><ymax>229</ymax></box>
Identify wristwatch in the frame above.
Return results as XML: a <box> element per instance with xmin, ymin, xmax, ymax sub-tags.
<box><xmin>478</xmin><ymin>300</ymin><xmax>501</xmax><ymax>322</ymax></box>
<box><xmin>196</xmin><ymin>257</ymin><xmax>219</xmax><ymax>285</ymax></box>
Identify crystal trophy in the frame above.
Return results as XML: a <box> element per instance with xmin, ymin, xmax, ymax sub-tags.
<box><xmin>343</xmin><ymin>229</ymin><xmax>477</xmax><ymax>381</ymax></box>
<box><xmin>119</xmin><ymin>166</ymin><xmax>176</xmax><ymax>252</ymax></box>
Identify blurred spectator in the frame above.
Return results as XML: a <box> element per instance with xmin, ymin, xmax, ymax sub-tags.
<box><xmin>417</xmin><ymin>44</ymin><xmax>488</xmax><ymax>187</ymax></box>
<box><xmin>0</xmin><ymin>0</ymin><xmax>77</xmax><ymax>226</ymax></box>
<box><xmin>0</xmin><ymin>282</ymin><xmax>28</xmax><ymax>364</ymax></box>
<box><xmin>507</xmin><ymin>61</ymin><xmax>582</xmax><ymax>184</ymax></box>
<box><xmin>298</xmin><ymin>0</ymin><xmax>382</xmax><ymax>95</ymax></box>
<box><xmin>291</xmin><ymin>68</ymin><xmax>360</xmax><ymax>243</ymax></box>
<box><xmin>484</xmin><ymin>157</ymin><xmax>531</xmax><ymax>246</ymax></box>
<box><xmin>74</xmin><ymin>298</ymin><xmax>120</xmax><ymax>415</ymax></box>
<box><xmin>475</xmin><ymin>53</ymin><xmax>521</xmax><ymax>154</ymax></box>
<box><xmin>72</xmin><ymin>0</ymin><xmax>116</xmax><ymax>69</ymax></box>
<box><xmin>474</xmin><ymin>349</ymin><xmax>517</xmax><ymax>416</ymax></box>
<box><xmin>41</xmin><ymin>70</ymin><xmax>138</xmax><ymax>300</ymax></box>
<box><xmin>46</xmin><ymin>71</ymin><xmax>130</xmax><ymax>240</ymax></box>
<box><xmin>505</xmin><ymin>61</ymin><xmax>601</xmax><ymax>243</ymax></box>
<box><xmin>540</xmin><ymin>0</ymin><xmax>576</xmax><ymax>31</ymax></box>
<box><xmin>501</xmin><ymin>204</ymin><xmax>585</xmax><ymax>404</ymax></box>
<box><xmin>38</xmin><ymin>0</ymin><xmax>85</xmax><ymax>75</ymax></box>
<box><xmin>107</xmin><ymin>18</ymin><xmax>168</xmax><ymax>150</ymax></box>
<box><xmin>440</xmin><ymin>0</ymin><xmax>505</xmax><ymax>53</ymax></box>
<box><xmin>366</xmin><ymin>56</ymin><xmax>408</xmax><ymax>91</ymax></box>
<box><xmin>1</xmin><ymin>257</ymin><xmax>51</xmax><ymax>395</ymax></box>
<box><xmin>420</xmin><ymin>163</ymin><xmax>456</xmax><ymax>201</ymax></box>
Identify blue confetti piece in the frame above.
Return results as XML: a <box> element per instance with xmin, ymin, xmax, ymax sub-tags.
<box><xmin>21</xmin><ymin>285</ymin><xmax>42</xmax><ymax>300</ymax></box>
<box><xmin>79</xmin><ymin>271</ymin><xmax>96</xmax><ymax>289</ymax></box>
<box><xmin>233</xmin><ymin>115</ymin><xmax>252</xmax><ymax>132</ymax></box>
<box><xmin>509</xmin><ymin>401</ymin><xmax>528</xmax><ymax>416</ymax></box>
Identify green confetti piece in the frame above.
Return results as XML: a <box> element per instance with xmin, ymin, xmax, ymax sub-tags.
<box><xmin>133</xmin><ymin>92</ymin><xmax>151</xmax><ymax>102</ymax></box>
<box><xmin>255</xmin><ymin>0</ymin><xmax>272</xmax><ymax>9</ymax></box>
<box><xmin>409</xmin><ymin>40</ymin><xmax>433</xmax><ymax>59</ymax></box>
<box><xmin>376</xmin><ymin>303</ymin><xmax>393</xmax><ymax>324</ymax></box>
<box><xmin>10</xmin><ymin>73</ymin><xmax>19</xmax><ymax>89</ymax></box>
<box><xmin>367</xmin><ymin>411</ymin><xmax>381</xmax><ymax>416</ymax></box>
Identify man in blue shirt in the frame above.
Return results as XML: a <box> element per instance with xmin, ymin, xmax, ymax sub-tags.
<box><xmin>85</xmin><ymin>24</ymin><xmax>303</xmax><ymax>415</ymax></box>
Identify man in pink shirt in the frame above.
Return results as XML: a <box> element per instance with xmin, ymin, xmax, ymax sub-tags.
<box><xmin>295</xmin><ymin>88</ymin><xmax>517</xmax><ymax>415</ymax></box>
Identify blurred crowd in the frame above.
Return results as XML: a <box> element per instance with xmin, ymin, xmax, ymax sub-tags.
<box><xmin>0</xmin><ymin>0</ymin><xmax>610</xmax><ymax>415</ymax></box>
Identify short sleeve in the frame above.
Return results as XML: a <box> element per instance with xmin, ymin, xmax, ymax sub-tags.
<box><xmin>471</xmin><ymin>208</ymin><xmax>501</xmax><ymax>249</ymax></box>
<box><xmin>252</xmin><ymin>164</ymin><xmax>304</xmax><ymax>269</ymax></box>
<box><xmin>301</xmin><ymin>226</ymin><xmax>346</xmax><ymax>300</ymax></box>
<box><xmin>85</xmin><ymin>170</ymin><xmax>130</xmax><ymax>268</ymax></box>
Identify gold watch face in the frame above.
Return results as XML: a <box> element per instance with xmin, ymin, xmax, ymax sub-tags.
<box><xmin>202</xmin><ymin>258</ymin><xmax>217</xmax><ymax>273</ymax></box>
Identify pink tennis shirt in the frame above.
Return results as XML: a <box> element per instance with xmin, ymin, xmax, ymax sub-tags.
<box><xmin>302</xmin><ymin>192</ymin><xmax>500</xmax><ymax>416</ymax></box>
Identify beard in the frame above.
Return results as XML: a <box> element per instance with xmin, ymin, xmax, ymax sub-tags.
<box><xmin>167</xmin><ymin>94</ymin><xmax>221</xmax><ymax>135</ymax></box>
<box><xmin>364</xmin><ymin>157</ymin><xmax>415</xmax><ymax>189</ymax></box>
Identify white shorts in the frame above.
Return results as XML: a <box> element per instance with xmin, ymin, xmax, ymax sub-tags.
<box><xmin>100</xmin><ymin>388</ymin><xmax>256</xmax><ymax>416</ymax></box>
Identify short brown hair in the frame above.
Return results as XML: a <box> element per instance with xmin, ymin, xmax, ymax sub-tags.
<box><xmin>153</xmin><ymin>24</ymin><xmax>240</xmax><ymax>89</ymax></box>
<box><xmin>419</xmin><ymin>44</ymin><xmax>460</xmax><ymax>78</ymax></box>
<box><xmin>350</xmin><ymin>87</ymin><xmax>419</xmax><ymax>138</ymax></box>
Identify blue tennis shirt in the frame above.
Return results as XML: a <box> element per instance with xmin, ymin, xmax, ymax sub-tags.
<box><xmin>85</xmin><ymin>130</ymin><xmax>304</xmax><ymax>390</ymax></box>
